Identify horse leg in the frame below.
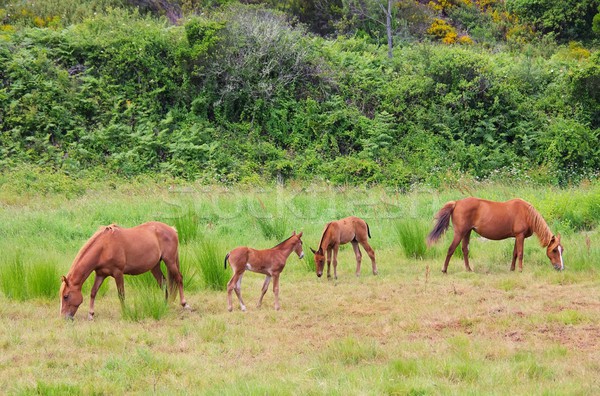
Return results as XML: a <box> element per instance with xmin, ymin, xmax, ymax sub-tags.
<box><xmin>163</xmin><ymin>255</ymin><xmax>189</xmax><ymax>309</ymax></box>
<box><xmin>151</xmin><ymin>265</ymin><xmax>167</xmax><ymax>299</ymax></box>
<box><xmin>257</xmin><ymin>275</ymin><xmax>272</xmax><ymax>308</ymax></box>
<box><xmin>461</xmin><ymin>230</ymin><xmax>473</xmax><ymax>272</ymax></box>
<box><xmin>326</xmin><ymin>248</ymin><xmax>333</xmax><ymax>279</ymax></box>
<box><xmin>332</xmin><ymin>245</ymin><xmax>339</xmax><ymax>280</ymax></box>
<box><xmin>272</xmin><ymin>273</ymin><xmax>281</xmax><ymax>310</ymax></box>
<box><xmin>351</xmin><ymin>241</ymin><xmax>362</xmax><ymax>276</ymax></box>
<box><xmin>515</xmin><ymin>235</ymin><xmax>525</xmax><ymax>272</ymax></box>
<box><xmin>442</xmin><ymin>232</ymin><xmax>463</xmax><ymax>273</ymax></box>
<box><xmin>88</xmin><ymin>274</ymin><xmax>106</xmax><ymax>321</ymax></box>
<box><xmin>114</xmin><ymin>272</ymin><xmax>125</xmax><ymax>307</ymax></box>
<box><xmin>360</xmin><ymin>240</ymin><xmax>377</xmax><ymax>275</ymax></box>
<box><xmin>234</xmin><ymin>272</ymin><xmax>247</xmax><ymax>311</ymax></box>
<box><xmin>510</xmin><ymin>240</ymin><xmax>518</xmax><ymax>271</ymax></box>
<box><xmin>227</xmin><ymin>270</ymin><xmax>246</xmax><ymax>312</ymax></box>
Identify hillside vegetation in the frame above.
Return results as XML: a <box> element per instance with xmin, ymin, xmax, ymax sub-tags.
<box><xmin>1</xmin><ymin>0</ymin><xmax>599</xmax><ymax>186</ymax></box>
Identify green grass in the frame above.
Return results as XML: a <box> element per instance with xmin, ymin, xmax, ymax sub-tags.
<box><xmin>195</xmin><ymin>238</ymin><xmax>228</xmax><ymax>291</ymax></box>
<box><xmin>0</xmin><ymin>175</ymin><xmax>599</xmax><ymax>394</ymax></box>
<box><xmin>395</xmin><ymin>219</ymin><xmax>429</xmax><ymax>259</ymax></box>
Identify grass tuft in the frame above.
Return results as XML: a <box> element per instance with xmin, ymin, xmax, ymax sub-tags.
<box><xmin>395</xmin><ymin>220</ymin><xmax>428</xmax><ymax>259</ymax></box>
<box><xmin>195</xmin><ymin>238</ymin><xmax>228</xmax><ymax>291</ymax></box>
<box><xmin>121</xmin><ymin>286</ymin><xmax>170</xmax><ymax>321</ymax></box>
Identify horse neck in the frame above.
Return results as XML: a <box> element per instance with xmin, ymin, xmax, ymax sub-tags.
<box><xmin>528</xmin><ymin>207</ymin><xmax>553</xmax><ymax>247</ymax></box>
<box><xmin>68</xmin><ymin>235</ymin><xmax>105</xmax><ymax>287</ymax></box>
<box><xmin>318</xmin><ymin>223</ymin><xmax>333</xmax><ymax>251</ymax></box>
<box><xmin>275</xmin><ymin>238</ymin><xmax>297</xmax><ymax>258</ymax></box>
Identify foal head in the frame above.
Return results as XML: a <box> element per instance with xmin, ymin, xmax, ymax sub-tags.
<box><xmin>546</xmin><ymin>234</ymin><xmax>564</xmax><ymax>271</ymax></box>
<box><xmin>59</xmin><ymin>276</ymin><xmax>83</xmax><ymax>319</ymax></box>
<box><xmin>290</xmin><ymin>231</ymin><xmax>304</xmax><ymax>259</ymax></box>
<box><xmin>310</xmin><ymin>247</ymin><xmax>326</xmax><ymax>277</ymax></box>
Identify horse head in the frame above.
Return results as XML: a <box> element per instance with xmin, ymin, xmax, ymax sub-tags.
<box><xmin>310</xmin><ymin>247</ymin><xmax>326</xmax><ymax>277</ymax></box>
<box><xmin>291</xmin><ymin>231</ymin><xmax>304</xmax><ymax>259</ymax></box>
<box><xmin>59</xmin><ymin>275</ymin><xmax>83</xmax><ymax>319</ymax></box>
<box><xmin>546</xmin><ymin>234</ymin><xmax>564</xmax><ymax>271</ymax></box>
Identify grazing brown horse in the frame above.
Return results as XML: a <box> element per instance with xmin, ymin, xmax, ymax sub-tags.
<box><xmin>224</xmin><ymin>231</ymin><xmax>304</xmax><ymax>312</ymax></box>
<box><xmin>427</xmin><ymin>197</ymin><xmax>564</xmax><ymax>273</ymax></box>
<box><xmin>310</xmin><ymin>216</ymin><xmax>377</xmax><ymax>279</ymax></box>
<box><xmin>60</xmin><ymin>221</ymin><xmax>189</xmax><ymax>319</ymax></box>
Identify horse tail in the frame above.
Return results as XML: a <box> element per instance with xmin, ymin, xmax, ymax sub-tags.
<box><xmin>366</xmin><ymin>222</ymin><xmax>372</xmax><ymax>239</ymax></box>
<box><xmin>224</xmin><ymin>252</ymin><xmax>230</xmax><ymax>269</ymax></box>
<box><xmin>427</xmin><ymin>201</ymin><xmax>456</xmax><ymax>246</ymax></box>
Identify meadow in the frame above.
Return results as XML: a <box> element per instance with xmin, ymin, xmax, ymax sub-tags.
<box><xmin>0</xmin><ymin>172</ymin><xmax>599</xmax><ymax>395</ymax></box>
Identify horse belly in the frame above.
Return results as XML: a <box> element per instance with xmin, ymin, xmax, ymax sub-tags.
<box><xmin>122</xmin><ymin>240</ymin><xmax>162</xmax><ymax>274</ymax></box>
<box><xmin>473</xmin><ymin>221</ymin><xmax>515</xmax><ymax>240</ymax></box>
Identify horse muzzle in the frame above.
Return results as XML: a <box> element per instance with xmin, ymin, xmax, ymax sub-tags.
<box><xmin>553</xmin><ymin>263</ymin><xmax>564</xmax><ymax>271</ymax></box>
<box><xmin>317</xmin><ymin>272</ymin><xmax>322</xmax><ymax>278</ymax></box>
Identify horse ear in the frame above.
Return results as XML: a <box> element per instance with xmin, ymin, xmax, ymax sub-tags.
<box><xmin>310</xmin><ymin>247</ymin><xmax>316</xmax><ymax>254</ymax></box>
<box><xmin>297</xmin><ymin>231</ymin><xmax>303</xmax><ymax>238</ymax></box>
<box><xmin>61</xmin><ymin>275</ymin><xmax>69</xmax><ymax>286</ymax></box>
<box><xmin>292</xmin><ymin>230</ymin><xmax>296</xmax><ymax>235</ymax></box>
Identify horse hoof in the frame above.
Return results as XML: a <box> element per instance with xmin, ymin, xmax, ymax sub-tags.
<box><xmin>241</xmin><ymin>306</ymin><xmax>247</xmax><ymax>312</ymax></box>
<box><xmin>227</xmin><ymin>306</ymin><xmax>233</xmax><ymax>312</ymax></box>
<box><xmin>183</xmin><ymin>303</ymin><xmax>191</xmax><ymax>310</ymax></box>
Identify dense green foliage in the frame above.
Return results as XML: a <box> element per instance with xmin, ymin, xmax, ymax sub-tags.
<box><xmin>0</xmin><ymin>1</ymin><xmax>598</xmax><ymax>186</ymax></box>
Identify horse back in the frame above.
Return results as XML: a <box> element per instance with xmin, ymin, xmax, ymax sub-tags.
<box><xmin>108</xmin><ymin>222</ymin><xmax>178</xmax><ymax>274</ymax></box>
<box><xmin>455</xmin><ymin>198</ymin><xmax>531</xmax><ymax>239</ymax></box>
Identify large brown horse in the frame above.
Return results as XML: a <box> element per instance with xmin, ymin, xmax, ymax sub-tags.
<box><xmin>60</xmin><ymin>221</ymin><xmax>189</xmax><ymax>319</ymax></box>
<box><xmin>427</xmin><ymin>197</ymin><xmax>564</xmax><ymax>273</ymax></box>
<box><xmin>310</xmin><ymin>216</ymin><xmax>377</xmax><ymax>279</ymax></box>
<box><xmin>224</xmin><ymin>231</ymin><xmax>304</xmax><ymax>312</ymax></box>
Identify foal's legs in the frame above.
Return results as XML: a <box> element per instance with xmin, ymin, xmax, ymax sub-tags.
<box><xmin>272</xmin><ymin>273</ymin><xmax>281</xmax><ymax>310</ymax></box>
<box><xmin>257</xmin><ymin>275</ymin><xmax>272</xmax><ymax>308</ymax></box>
<box><xmin>326</xmin><ymin>248</ymin><xmax>333</xmax><ymax>279</ymax></box>
<box><xmin>359</xmin><ymin>240</ymin><xmax>377</xmax><ymax>275</ymax></box>
<box><xmin>351</xmin><ymin>241</ymin><xmax>362</xmax><ymax>276</ymax></box>
<box><xmin>88</xmin><ymin>273</ymin><xmax>106</xmax><ymax>320</ymax></box>
<box><xmin>461</xmin><ymin>230</ymin><xmax>473</xmax><ymax>272</ymax></box>
<box><xmin>332</xmin><ymin>245</ymin><xmax>340</xmax><ymax>280</ymax></box>
<box><xmin>227</xmin><ymin>270</ymin><xmax>247</xmax><ymax>311</ymax></box>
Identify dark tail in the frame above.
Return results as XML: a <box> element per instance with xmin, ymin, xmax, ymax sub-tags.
<box><xmin>366</xmin><ymin>222</ymin><xmax>372</xmax><ymax>239</ymax></box>
<box><xmin>224</xmin><ymin>252</ymin><xmax>230</xmax><ymax>269</ymax></box>
<box><xmin>427</xmin><ymin>201</ymin><xmax>456</xmax><ymax>246</ymax></box>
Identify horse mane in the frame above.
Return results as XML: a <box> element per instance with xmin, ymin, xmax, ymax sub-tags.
<box><xmin>273</xmin><ymin>233</ymin><xmax>294</xmax><ymax>248</ymax></box>
<box><xmin>68</xmin><ymin>225</ymin><xmax>118</xmax><ymax>276</ymax></box>
<box><xmin>527</xmin><ymin>205</ymin><xmax>553</xmax><ymax>247</ymax></box>
<box><xmin>318</xmin><ymin>222</ymin><xmax>333</xmax><ymax>251</ymax></box>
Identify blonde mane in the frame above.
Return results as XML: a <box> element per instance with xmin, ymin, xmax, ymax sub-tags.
<box><xmin>527</xmin><ymin>206</ymin><xmax>553</xmax><ymax>247</ymax></box>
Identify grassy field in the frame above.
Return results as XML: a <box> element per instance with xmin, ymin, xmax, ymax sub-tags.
<box><xmin>0</xmin><ymin>173</ymin><xmax>599</xmax><ymax>395</ymax></box>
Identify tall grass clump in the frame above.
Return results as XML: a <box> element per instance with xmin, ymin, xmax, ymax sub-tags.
<box><xmin>0</xmin><ymin>252</ymin><xmax>59</xmax><ymax>300</ymax></box>
<box><xmin>0</xmin><ymin>253</ymin><xmax>27</xmax><ymax>300</ymax></box>
<box><xmin>28</xmin><ymin>260</ymin><xmax>60</xmax><ymax>299</ymax></box>
<box><xmin>121</xmin><ymin>286</ymin><xmax>170</xmax><ymax>321</ymax></box>
<box><xmin>171</xmin><ymin>206</ymin><xmax>199</xmax><ymax>244</ymax></box>
<box><xmin>255</xmin><ymin>215</ymin><xmax>289</xmax><ymax>241</ymax></box>
<box><xmin>195</xmin><ymin>239</ymin><xmax>228</xmax><ymax>291</ymax></box>
<box><xmin>395</xmin><ymin>220</ymin><xmax>428</xmax><ymax>259</ymax></box>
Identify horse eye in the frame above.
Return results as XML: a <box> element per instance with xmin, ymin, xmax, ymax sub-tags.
<box><xmin>63</xmin><ymin>294</ymin><xmax>69</xmax><ymax>300</ymax></box>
